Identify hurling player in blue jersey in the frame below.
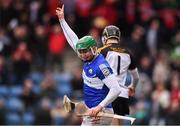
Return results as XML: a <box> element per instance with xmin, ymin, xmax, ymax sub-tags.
<box><xmin>70</xmin><ymin>36</ymin><xmax>122</xmax><ymax>125</ymax></box>
<box><xmin>56</xmin><ymin>6</ymin><xmax>123</xmax><ymax>126</ymax></box>
<box><xmin>56</xmin><ymin>5</ymin><xmax>139</xmax><ymax>125</ymax></box>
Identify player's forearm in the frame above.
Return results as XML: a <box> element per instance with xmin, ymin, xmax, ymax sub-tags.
<box><xmin>59</xmin><ymin>19</ymin><xmax>79</xmax><ymax>51</ymax></box>
<box><xmin>100</xmin><ymin>75</ymin><xmax>121</xmax><ymax>107</ymax></box>
<box><xmin>129</xmin><ymin>68</ymin><xmax>139</xmax><ymax>88</ymax></box>
<box><xmin>99</xmin><ymin>87</ymin><xmax>120</xmax><ymax>108</ymax></box>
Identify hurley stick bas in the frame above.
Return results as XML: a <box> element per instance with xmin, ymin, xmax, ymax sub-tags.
<box><xmin>63</xmin><ymin>95</ymin><xmax>136</xmax><ymax>124</ymax></box>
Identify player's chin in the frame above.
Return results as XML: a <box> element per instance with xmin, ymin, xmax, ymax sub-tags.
<box><xmin>81</xmin><ymin>57</ymin><xmax>90</xmax><ymax>61</ymax></box>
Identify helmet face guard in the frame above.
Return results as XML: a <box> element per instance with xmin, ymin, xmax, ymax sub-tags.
<box><xmin>102</xmin><ymin>25</ymin><xmax>121</xmax><ymax>44</ymax></box>
<box><xmin>76</xmin><ymin>36</ymin><xmax>97</xmax><ymax>58</ymax></box>
<box><xmin>77</xmin><ymin>47</ymin><xmax>97</xmax><ymax>55</ymax></box>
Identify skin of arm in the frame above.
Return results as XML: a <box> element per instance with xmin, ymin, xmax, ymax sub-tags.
<box><xmin>56</xmin><ymin>5</ymin><xmax>79</xmax><ymax>52</ymax></box>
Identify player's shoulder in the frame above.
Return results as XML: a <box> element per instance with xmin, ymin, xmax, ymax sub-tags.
<box><xmin>96</xmin><ymin>58</ymin><xmax>113</xmax><ymax>79</ymax></box>
<box><xmin>92</xmin><ymin>54</ymin><xmax>110</xmax><ymax>71</ymax></box>
<box><xmin>91</xmin><ymin>54</ymin><xmax>113</xmax><ymax>79</ymax></box>
<box><xmin>110</xmin><ymin>44</ymin><xmax>132</xmax><ymax>54</ymax></box>
<box><xmin>95</xmin><ymin>54</ymin><xmax>109</xmax><ymax>66</ymax></box>
<box><xmin>97</xmin><ymin>44</ymin><xmax>111</xmax><ymax>57</ymax></box>
<box><xmin>98</xmin><ymin>44</ymin><xmax>132</xmax><ymax>56</ymax></box>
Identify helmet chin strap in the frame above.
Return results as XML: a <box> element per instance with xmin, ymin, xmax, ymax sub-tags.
<box><xmin>90</xmin><ymin>47</ymin><xmax>98</xmax><ymax>55</ymax></box>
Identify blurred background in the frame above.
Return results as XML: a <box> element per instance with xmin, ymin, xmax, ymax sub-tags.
<box><xmin>0</xmin><ymin>0</ymin><xmax>180</xmax><ymax>125</ymax></box>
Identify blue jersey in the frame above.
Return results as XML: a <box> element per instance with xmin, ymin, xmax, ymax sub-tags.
<box><xmin>82</xmin><ymin>54</ymin><xmax>113</xmax><ymax>108</ymax></box>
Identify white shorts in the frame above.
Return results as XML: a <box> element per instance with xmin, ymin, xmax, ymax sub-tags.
<box><xmin>81</xmin><ymin>108</ymin><xmax>113</xmax><ymax>126</ymax></box>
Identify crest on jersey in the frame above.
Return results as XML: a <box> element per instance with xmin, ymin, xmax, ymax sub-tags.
<box><xmin>99</xmin><ymin>64</ymin><xmax>111</xmax><ymax>77</ymax></box>
<box><xmin>102</xmin><ymin>68</ymin><xmax>110</xmax><ymax>77</ymax></box>
<box><xmin>89</xmin><ymin>69</ymin><xmax>93</xmax><ymax>74</ymax></box>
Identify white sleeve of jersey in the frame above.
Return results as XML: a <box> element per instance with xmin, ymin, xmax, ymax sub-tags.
<box><xmin>59</xmin><ymin>19</ymin><xmax>79</xmax><ymax>52</ymax></box>
<box><xmin>99</xmin><ymin>74</ymin><xmax>121</xmax><ymax>108</ymax></box>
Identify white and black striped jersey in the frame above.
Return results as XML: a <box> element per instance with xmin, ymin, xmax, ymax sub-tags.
<box><xmin>98</xmin><ymin>44</ymin><xmax>137</xmax><ymax>98</ymax></box>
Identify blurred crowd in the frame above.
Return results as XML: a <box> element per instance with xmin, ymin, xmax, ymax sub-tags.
<box><xmin>0</xmin><ymin>0</ymin><xmax>180</xmax><ymax>125</ymax></box>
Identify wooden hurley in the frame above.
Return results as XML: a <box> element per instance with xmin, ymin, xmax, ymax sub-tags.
<box><xmin>63</xmin><ymin>95</ymin><xmax>136</xmax><ymax>124</ymax></box>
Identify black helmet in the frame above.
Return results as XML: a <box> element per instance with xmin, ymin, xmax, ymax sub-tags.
<box><xmin>102</xmin><ymin>25</ymin><xmax>121</xmax><ymax>44</ymax></box>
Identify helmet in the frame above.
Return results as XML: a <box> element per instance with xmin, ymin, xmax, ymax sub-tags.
<box><xmin>102</xmin><ymin>25</ymin><xmax>121</xmax><ymax>44</ymax></box>
<box><xmin>76</xmin><ymin>36</ymin><xmax>96</xmax><ymax>50</ymax></box>
<box><xmin>76</xmin><ymin>36</ymin><xmax>97</xmax><ymax>55</ymax></box>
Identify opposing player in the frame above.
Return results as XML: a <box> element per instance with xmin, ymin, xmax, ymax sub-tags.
<box><xmin>99</xmin><ymin>25</ymin><xmax>139</xmax><ymax>125</ymax></box>
<box><xmin>56</xmin><ymin>5</ymin><xmax>139</xmax><ymax>125</ymax></box>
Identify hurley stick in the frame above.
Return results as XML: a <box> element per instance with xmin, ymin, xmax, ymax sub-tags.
<box><xmin>63</xmin><ymin>95</ymin><xmax>136</xmax><ymax>124</ymax></box>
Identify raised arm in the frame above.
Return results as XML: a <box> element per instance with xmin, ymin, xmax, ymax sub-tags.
<box><xmin>56</xmin><ymin>5</ymin><xmax>79</xmax><ymax>52</ymax></box>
